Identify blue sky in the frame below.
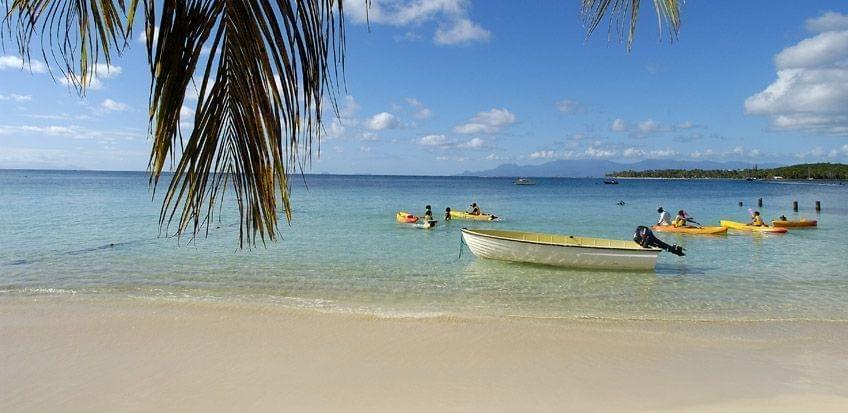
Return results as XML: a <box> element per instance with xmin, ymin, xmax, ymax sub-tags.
<box><xmin>1</xmin><ymin>1</ymin><xmax>848</xmax><ymax>174</ymax></box>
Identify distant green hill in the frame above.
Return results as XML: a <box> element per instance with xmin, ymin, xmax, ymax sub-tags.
<box><xmin>609</xmin><ymin>163</ymin><xmax>848</xmax><ymax>180</ymax></box>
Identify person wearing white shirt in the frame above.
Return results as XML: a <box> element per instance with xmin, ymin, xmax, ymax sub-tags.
<box><xmin>657</xmin><ymin>207</ymin><xmax>672</xmax><ymax>226</ymax></box>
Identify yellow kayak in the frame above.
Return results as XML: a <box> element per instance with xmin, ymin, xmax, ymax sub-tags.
<box><xmin>720</xmin><ymin>220</ymin><xmax>788</xmax><ymax>233</ymax></box>
<box><xmin>772</xmin><ymin>219</ymin><xmax>817</xmax><ymax>228</ymax></box>
<box><xmin>450</xmin><ymin>210</ymin><xmax>499</xmax><ymax>221</ymax></box>
<box><xmin>652</xmin><ymin>225</ymin><xmax>728</xmax><ymax>235</ymax></box>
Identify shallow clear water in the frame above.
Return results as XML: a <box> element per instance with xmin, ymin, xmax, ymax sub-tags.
<box><xmin>2</xmin><ymin>170</ymin><xmax>847</xmax><ymax>320</ymax></box>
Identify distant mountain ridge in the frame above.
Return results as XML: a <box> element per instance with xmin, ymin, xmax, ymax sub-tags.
<box><xmin>459</xmin><ymin>159</ymin><xmax>782</xmax><ymax>178</ymax></box>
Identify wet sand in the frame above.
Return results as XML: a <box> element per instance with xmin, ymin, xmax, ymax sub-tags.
<box><xmin>2</xmin><ymin>297</ymin><xmax>847</xmax><ymax>412</ymax></box>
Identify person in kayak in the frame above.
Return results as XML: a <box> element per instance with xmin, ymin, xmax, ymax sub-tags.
<box><xmin>468</xmin><ymin>203</ymin><xmax>481</xmax><ymax>215</ymax></box>
<box><xmin>423</xmin><ymin>205</ymin><xmax>433</xmax><ymax>221</ymax></box>
<box><xmin>672</xmin><ymin>210</ymin><xmax>689</xmax><ymax>227</ymax></box>
<box><xmin>444</xmin><ymin>207</ymin><xmax>452</xmax><ymax>221</ymax></box>
<box><xmin>778</xmin><ymin>215</ymin><xmax>788</xmax><ymax>221</ymax></box>
<box><xmin>750</xmin><ymin>211</ymin><xmax>765</xmax><ymax>226</ymax></box>
<box><xmin>657</xmin><ymin>207</ymin><xmax>672</xmax><ymax>226</ymax></box>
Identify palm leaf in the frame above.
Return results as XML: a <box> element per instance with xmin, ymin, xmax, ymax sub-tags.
<box><xmin>581</xmin><ymin>0</ymin><xmax>681</xmax><ymax>50</ymax></box>
<box><xmin>3</xmin><ymin>0</ymin><xmax>138</xmax><ymax>91</ymax></box>
<box><xmin>146</xmin><ymin>0</ymin><xmax>344</xmax><ymax>247</ymax></box>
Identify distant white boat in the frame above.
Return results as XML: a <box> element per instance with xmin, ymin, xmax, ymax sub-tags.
<box><xmin>513</xmin><ymin>177</ymin><xmax>535</xmax><ymax>185</ymax></box>
<box><xmin>461</xmin><ymin>228</ymin><xmax>661</xmax><ymax>271</ymax></box>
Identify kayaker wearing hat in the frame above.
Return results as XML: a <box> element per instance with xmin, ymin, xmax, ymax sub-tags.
<box><xmin>657</xmin><ymin>207</ymin><xmax>672</xmax><ymax>226</ymax></box>
<box><xmin>468</xmin><ymin>203</ymin><xmax>481</xmax><ymax>215</ymax></box>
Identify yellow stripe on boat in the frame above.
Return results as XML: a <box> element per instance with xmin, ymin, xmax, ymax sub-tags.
<box><xmin>652</xmin><ymin>225</ymin><xmax>728</xmax><ymax>235</ymax></box>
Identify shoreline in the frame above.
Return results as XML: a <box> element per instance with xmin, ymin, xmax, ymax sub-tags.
<box><xmin>2</xmin><ymin>296</ymin><xmax>847</xmax><ymax>412</ymax></box>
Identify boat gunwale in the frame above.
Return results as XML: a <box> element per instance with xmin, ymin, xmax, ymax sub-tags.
<box><xmin>461</xmin><ymin>228</ymin><xmax>660</xmax><ymax>253</ymax></box>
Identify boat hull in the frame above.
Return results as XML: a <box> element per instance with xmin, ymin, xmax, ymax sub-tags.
<box><xmin>720</xmin><ymin>220</ymin><xmax>788</xmax><ymax>233</ymax></box>
<box><xmin>651</xmin><ymin>225</ymin><xmax>728</xmax><ymax>235</ymax></box>
<box><xmin>772</xmin><ymin>219</ymin><xmax>817</xmax><ymax>228</ymax></box>
<box><xmin>461</xmin><ymin>228</ymin><xmax>660</xmax><ymax>271</ymax></box>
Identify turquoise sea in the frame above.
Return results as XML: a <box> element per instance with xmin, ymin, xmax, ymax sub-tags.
<box><xmin>2</xmin><ymin>170</ymin><xmax>847</xmax><ymax>321</ymax></box>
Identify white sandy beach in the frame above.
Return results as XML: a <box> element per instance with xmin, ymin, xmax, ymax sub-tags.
<box><xmin>2</xmin><ymin>297</ymin><xmax>847</xmax><ymax>412</ymax></box>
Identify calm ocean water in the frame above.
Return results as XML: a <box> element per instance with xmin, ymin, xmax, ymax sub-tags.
<box><xmin>2</xmin><ymin>169</ymin><xmax>847</xmax><ymax>320</ymax></box>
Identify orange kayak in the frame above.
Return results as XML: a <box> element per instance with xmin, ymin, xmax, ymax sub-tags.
<box><xmin>652</xmin><ymin>225</ymin><xmax>728</xmax><ymax>235</ymax></box>
<box><xmin>771</xmin><ymin>219</ymin><xmax>817</xmax><ymax>228</ymax></box>
<box><xmin>396</xmin><ymin>211</ymin><xmax>419</xmax><ymax>224</ymax></box>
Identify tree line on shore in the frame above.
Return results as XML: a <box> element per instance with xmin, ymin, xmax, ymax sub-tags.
<box><xmin>609</xmin><ymin>163</ymin><xmax>848</xmax><ymax>180</ymax></box>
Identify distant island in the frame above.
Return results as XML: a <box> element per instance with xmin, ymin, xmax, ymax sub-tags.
<box><xmin>459</xmin><ymin>159</ymin><xmax>782</xmax><ymax>178</ymax></box>
<box><xmin>608</xmin><ymin>162</ymin><xmax>848</xmax><ymax>180</ymax></box>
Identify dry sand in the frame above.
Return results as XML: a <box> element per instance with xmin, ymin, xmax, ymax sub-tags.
<box><xmin>1</xmin><ymin>296</ymin><xmax>847</xmax><ymax>412</ymax></box>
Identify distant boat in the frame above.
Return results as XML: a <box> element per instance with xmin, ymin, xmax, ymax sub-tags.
<box><xmin>513</xmin><ymin>178</ymin><xmax>535</xmax><ymax>185</ymax></box>
<box><xmin>745</xmin><ymin>177</ymin><xmax>757</xmax><ymax>181</ymax></box>
<box><xmin>603</xmin><ymin>179</ymin><xmax>619</xmax><ymax>185</ymax></box>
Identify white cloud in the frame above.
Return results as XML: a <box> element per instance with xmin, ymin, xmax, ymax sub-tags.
<box><xmin>454</xmin><ymin>108</ymin><xmax>516</xmax><ymax>135</ymax></box>
<box><xmin>458</xmin><ymin>137</ymin><xmax>486</xmax><ymax>149</ymax></box>
<box><xmin>360</xmin><ymin>132</ymin><xmax>380</xmax><ymax>142</ymax></box>
<box><xmin>434</xmin><ymin>19</ymin><xmax>491</xmax><ymax>45</ymax></box>
<box><xmin>745</xmin><ymin>12</ymin><xmax>848</xmax><ymax>136</ymax></box>
<box><xmin>530</xmin><ymin>150</ymin><xmax>556</xmax><ymax>159</ymax></box>
<box><xmin>806</xmin><ymin>11</ymin><xmax>848</xmax><ymax>33</ymax></box>
<box><xmin>583</xmin><ymin>147</ymin><xmax>617</xmax><ymax>159</ymax></box>
<box><xmin>774</xmin><ymin>31</ymin><xmax>848</xmax><ymax>70</ymax></box>
<box><xmin>346</xmin><ymin>0</ymin><xmax>489</xmax><ymax>47</ymax></box>
<box><xmin>416</xmin><ymin>134</ymin><xmax>449</xmax><ymax>147</ymax></box>
<box><xmin>555</xmin><ymin>99</ymin><xmax>584</xmax><ymax>114</ymax></box>
<box><xmin>366</xmin><ymin>112</ymin><xmax>400</xmax><ymax>131</ymax></box>
<box><xmin>59</xmin><ymin>63</ymin><xmax>122</xmax><ymax>90</ymax></box>
<box><xmin>180</xmin><ymin>105</ymin><xmax>194</xmax><ymax>118</ymax></box>
<box><xmin>136</xmin><ymin>26</ymin><xmax>160</xmax><ymax>45</ymax></box>
<box><xmin>406</xmin><ymin>98</ymin><xmax>432</xmax><ymax>119</ymax></box>
<box><xmin>612</xmin><ymin>118</ymin><xmax>694</xmax><ymax>137</ymax></box>
<box><xmin>623</xmin><ymin>147</ymin><xmax>645</xmax><ymax>158</ymax></box>
<box><xmin>636</xmin><ymin>119</ymin><xmax>670</xmax><ymax>134</ymax></box>
<box><xmin>611</xmin><ymin>118</ymin><xmax>628</xmax><ymax>132</ymax></box>
<box><xmin>486</xmin><ymin>153</ymin><xmax>509</xmax><ymax>161</ymax></box>
<box><xmin>689</xmin><ymin>149</ymin><xmax>716</xmax><ymax>159</ymax></box>
<box><xmin>0</xmin><ymin>94</ymin><xmax>32</xmax><ymax>102</ymax></box>
<box><xmin>0</xmin><ymin>55</ymin><xmax>46</xmax><ymax>73</ymax></box>
<box><xmin>100</xmin><ymin>99</ymin><xmax>128</xmax><ymax>111</ymax></box>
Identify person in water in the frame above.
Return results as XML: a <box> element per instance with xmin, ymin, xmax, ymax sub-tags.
<box><xmin>672</xmin><ymin>210</ymin><xmax>688</xmax><ymax>227</ymax></box>
<box><xmin>423</xmin><ymin>205</ymin><xmax>433</xmax><ymax>221</ymax></box>
<box><xmin>657</xmin><ymin>207</ymin><xmax>672</xmax><ymax>226</ymax></box>
<box><xmin>468</xmin><ymin>203</ymin><xmax>481</xmax><ymax>215</ymax></box>
<box><xmin>750</xmin><ymin>211</ymin><xmax>765</xmax><ymax>226</ymax></box>
<box><xmin>444</xmin><ymin>207</ymin><xmax>452</xmax><ymax>221</ymax></box>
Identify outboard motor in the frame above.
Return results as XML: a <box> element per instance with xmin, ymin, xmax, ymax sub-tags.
<box><xmin>633</xmin><ymin>226</ymin><xmax>685</xmax><ymax>257</ymax></box>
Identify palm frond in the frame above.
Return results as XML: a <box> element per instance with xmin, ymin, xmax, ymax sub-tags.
<box><xmin>3</xmin><ymin>0</ymin><xmax>138</xmax><ymax>92</ymax></box>
<box><xmin>581</xmin><ymin>0</ymin><xmax>681</xmax><ymax>51</ymax></box>
<box><xmin>147</xmin><ymin>0</ymin><xmax>344</xmax><ymax>247</ymax></box>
